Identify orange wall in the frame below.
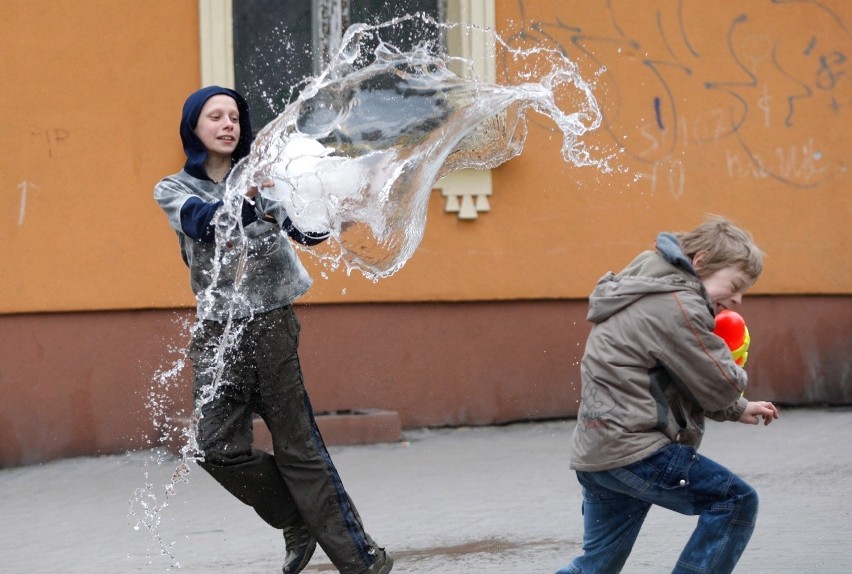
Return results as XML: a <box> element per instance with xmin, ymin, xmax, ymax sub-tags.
<box><xmin>2</xmin><ymin>1</ymin><xmax>850</xmax><ymax>315</ymax></box>
<box><xmin>487</xmin><ymin>0</ymin><xmax>851</xmax><ymax>299</ymax></box>
<box><xmin>1</xmin><ymin>0</ymin><xmax>201</xmax><ymax>313</ymax></box>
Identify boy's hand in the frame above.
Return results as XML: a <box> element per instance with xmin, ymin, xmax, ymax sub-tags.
<box><xmin>246</xmin><ymin>179</ymin><xmax>275</xmax><ymax>200</ymax></box>
<box><xmin>739</xmin><ymin>401</ymin><xmax>780</xmax><ymax>426</ymax></box>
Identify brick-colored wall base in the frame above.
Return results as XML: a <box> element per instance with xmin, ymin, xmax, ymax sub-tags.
<box><xmin>1</xmin><ymin>297</ymin><xmax>849</xmax><ymax>467</ymax></box>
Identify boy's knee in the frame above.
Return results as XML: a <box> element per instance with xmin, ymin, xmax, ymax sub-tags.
<box><xmin>198</xmin><ymin>447</ymin><xmax>256</xmax><ymax>469</ymax></box>
<box><xmin>734</xmin><ymin>481</ymin><xmax>759</xmax><ymax>522</ymax></box>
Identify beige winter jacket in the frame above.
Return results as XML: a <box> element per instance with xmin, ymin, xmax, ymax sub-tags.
<box><xmin>569</xmin><ymin>236</ymin><xmax>748</xmax><ymax>472</ymax></box>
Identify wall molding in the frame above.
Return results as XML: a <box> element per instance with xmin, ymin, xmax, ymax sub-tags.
<box><xmin>199</xmin><ymin>0</ymin><xmax>234</xmax><ymax>87</ymax></box>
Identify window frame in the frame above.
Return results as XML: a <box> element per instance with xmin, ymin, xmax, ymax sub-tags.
<box><xmin>198</xmin><ymin>0</ymin><xmax>496</xmax><ymax>219</ymax></box>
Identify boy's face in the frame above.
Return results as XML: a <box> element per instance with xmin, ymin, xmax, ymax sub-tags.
<box><xmin>195</xmin><ymin>95</ymin><xmax>241</xmax><ymax>160</ymax></box>
<box><xmin>701</xmin><ymin>265</ymin><xmax>753</xmax><ymax>313</ymax></box>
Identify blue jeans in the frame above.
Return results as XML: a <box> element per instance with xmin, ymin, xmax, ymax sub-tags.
<box><xmin>557</xmin><ymin>444</ymin><xmax>758</xmax><ymax>574</ymax></box>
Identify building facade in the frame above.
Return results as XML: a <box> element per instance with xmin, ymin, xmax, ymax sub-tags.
<box><xmin>1</xmin><ymin>0</ymin><xmax>849</xmax><ymax>466</ymax></box>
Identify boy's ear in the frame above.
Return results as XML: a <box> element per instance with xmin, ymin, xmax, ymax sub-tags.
<box><xmin>691</xmin><ymin>250</ymin><xmax>708</xmax><ymax>271</ymax></box>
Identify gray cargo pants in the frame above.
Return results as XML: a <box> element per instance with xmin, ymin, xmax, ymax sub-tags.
<box><xmin>188</xmin><ymin>305</ymin><xmax>380</xmax><ymax>574</ymax></box>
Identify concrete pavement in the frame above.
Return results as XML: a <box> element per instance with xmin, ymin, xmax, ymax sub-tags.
<box><xmin>1</xmin><ymin>407</ymin><xmax>850</xmax><ymax>573</ymax></box>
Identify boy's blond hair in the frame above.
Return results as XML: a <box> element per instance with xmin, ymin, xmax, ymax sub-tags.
<box><xmin>675</xmin><ymin>215</ymin><xmax>764</xmax><ymax>281</ymax></box>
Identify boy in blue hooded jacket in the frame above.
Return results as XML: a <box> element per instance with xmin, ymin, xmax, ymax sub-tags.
<box><xmin>154</xmin><ymin>86</ymin><xmax>392</xmax><ymax>574</ymax></box>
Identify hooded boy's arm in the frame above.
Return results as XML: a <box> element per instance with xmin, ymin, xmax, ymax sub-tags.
<box><xmin>253</xmin><ymin>195</ymin><xmax>331</xmax><ymax>246</ymax></box>
<box><xmin>155</xmin><ymin>177</ymin><xmax>259</xmax><ymax>243</ymax></box>
<box><xmin>179</xmin><ymin>197</ymin><xmax>222</xmax><ymax>243</ymax></box>
<box><xmin>179</xmin><ymin>197</ymin><xmax>261</xmax><ymax>243</ymax></box>
<box><xmin>281</xmin><ymin>218</ymin><xmax>330</xmax><ymax>246</ymax></box>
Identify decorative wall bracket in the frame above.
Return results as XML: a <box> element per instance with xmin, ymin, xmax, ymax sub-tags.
<box><xmin>435</xmin><ymin>169</ymin><xmax>492</xmax><ymax>220</ymax></box>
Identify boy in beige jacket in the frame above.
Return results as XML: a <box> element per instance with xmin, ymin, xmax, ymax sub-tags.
<box><xmin>559</xmin><ymin>216</ymin><xmax>779</xmax><ymax>574</ymax></box>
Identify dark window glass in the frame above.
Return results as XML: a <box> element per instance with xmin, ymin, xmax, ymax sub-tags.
<box><xmin>350</xmin><ymin>0</ymin><xmax>442</xmax><ymax>48</ymax></box>
<box><xmin>233</xmin><ymin>0</ymin><xmax>314</xmax><ymax>129</ymax></box>
<box><xmin>232</xmin><ymin>0</ymin><xmax>442</xmax><ymax>130</ymax></box>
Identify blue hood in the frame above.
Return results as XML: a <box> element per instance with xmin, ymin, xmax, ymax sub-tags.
<box><xmin>655</xmin><ymin>232</ymin><xmax>697</xmax><ymax>276</ymax></box>
<box><xmin>180</xmin><ymin>86</ymin><xmax>254</xmax><ymax>180</ymax></box>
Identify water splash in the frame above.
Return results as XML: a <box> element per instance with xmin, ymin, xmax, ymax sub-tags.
<box><xmin>128</xmin><ymin>450</ymin><xmax>191</xmax><ymax>569</ymax></box>
<box><xmin>227</xmin><ymin>14</ymin><xmax>605</xmax><ymax>280</ymax></box>
<box><xmin>128</xmin><ymin>318</ymin><xmax>197</xmax><ymax>568</ymax></box>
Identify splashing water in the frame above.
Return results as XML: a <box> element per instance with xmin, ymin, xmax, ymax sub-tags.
<box><xmin>226</xmin><ymin>14</ymin><xmax>605</xmax><ymax>280</ymax></box>
<box><xmin>128</xmin><ymin>451</ymin><xmax>191</xmax><ymax>569</ymax></box>
<box><xmin>130</xmin><ymin>314</ymin><xmax>246</xmax><ymax>567</ymax></box>
<box><xmin>128</xmin><ymin>320</ymin><xmax>198</xmax><ymax>568</ymax></box>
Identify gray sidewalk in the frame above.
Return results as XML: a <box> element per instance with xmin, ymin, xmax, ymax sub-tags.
<box><xmin>1</xmin><ymin>407</ymin><xmax>850</xmax><ymax>573</ymax></box>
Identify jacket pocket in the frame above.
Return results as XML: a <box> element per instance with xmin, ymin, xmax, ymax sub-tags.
<box><xmin>669</xmin><ymin>396</ymin><xmax>705</xmax><ymax>447</ymax></box>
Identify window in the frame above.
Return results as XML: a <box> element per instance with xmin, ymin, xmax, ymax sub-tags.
<box><xmin>231</xmin><ymin>1</ymin><xmax>314</xmax><ymax>128</ymax></box>
<box><xmin>230</xmin><ymin>0</ymin><xmax>445</xmax><ymax>129</ymax></box>
<box><xmin>199</xmin><ymin>0</ymin><xmax>495</xmax><ymax>219</ymax></box>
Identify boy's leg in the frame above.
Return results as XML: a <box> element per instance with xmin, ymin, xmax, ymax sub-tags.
<box><xmin>253</xmin><ymin>306</ymin><xmax>387</xmax><ymax>574</ymax></box>
<box><xmin>669</xmin><ymin>454</ymin><xmax>757</xmax><ymax>574</ymax></box>
<box><xmin>557</xmin><ymin>472</ymin><xmax>651</xmax><ymax>573</ymax></box>
<box><xmin>189</xmin><ymin>319</ymin><xmax>301</xmax><ymax>530</ymax></box>
<box><xmin>583</xmin><ymin>444</ymin><xmax>758</xmax><ymax>574</ymax></box>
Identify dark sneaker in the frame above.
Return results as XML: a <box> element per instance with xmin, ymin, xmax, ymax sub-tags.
<box><xmin>282</xmin><ymin>523</ymin><xmax>317</xmax><ymax>574</ymax></box>
<box><xmin>361</xmin><ymin>548</ymin><xmax>393</xmax><ymax>574</ymax></box>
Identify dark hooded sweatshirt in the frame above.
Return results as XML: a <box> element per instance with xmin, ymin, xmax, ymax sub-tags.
<box><xmin>569</xmin><ymin>233</ymin><xmax>749</xmax><ymax>472</ymax></box>
<box><xmin>154</xmin><ymin>86</ymin><xmax>316</xmax><ymax>322</ymax></box>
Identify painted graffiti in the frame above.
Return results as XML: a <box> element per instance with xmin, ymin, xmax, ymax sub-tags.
<box><xmin>15</xmin><ymin>182</ymin><xmax>41</xmax><ymax>226</ymax></box>
<box><xmin>504</xmin><ymin>0</ymin><xmax>849</xmax><ymax>195</ymax></box>
<box><xmin>31</xmin><ymin>128</ymin><xmax>70</xmax><ymax>159</ymax></box>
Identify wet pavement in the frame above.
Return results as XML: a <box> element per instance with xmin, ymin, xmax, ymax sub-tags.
<box><xmin>1</xmin><ymin>407</ymin><xmax>850</xmax><ymax>573</ymax></box>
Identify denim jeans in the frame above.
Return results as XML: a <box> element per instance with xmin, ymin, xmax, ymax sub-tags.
<box><xmin>557</xmin><ymin>444</ymin><xmax>758</xmax><ymax>574</ymax></box>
